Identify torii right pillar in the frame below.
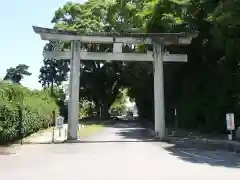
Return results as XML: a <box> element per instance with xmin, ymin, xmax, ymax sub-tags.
<box><xmin>153</xmin><ymin>43</ymin><xmax>166</xmax><ymax>140</ymax></box>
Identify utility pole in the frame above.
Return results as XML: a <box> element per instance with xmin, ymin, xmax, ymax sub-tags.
<box><xmin>19</xmin><ymin>92</ymin><xmax>24</xmax><ymax>145</ymax></box>
<box><xmin>51</xmin><ymin>62</ymin><xmax>56</xmax><ymax>143</ymax></box>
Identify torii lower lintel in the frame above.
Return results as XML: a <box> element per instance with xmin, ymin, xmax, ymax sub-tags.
<box><xmin>43</xmin><ymin>50</ymin><xmax>188</xmax><ymax>62</ymax></box>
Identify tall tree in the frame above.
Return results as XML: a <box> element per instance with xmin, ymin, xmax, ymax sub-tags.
<box><xmin>141</xmin><ymin>0</ymin><xmax>240</xmax><ymax>132</ymax></box>
<box><xmin>39</xmin><ymin>59</ymin><xmax>69</xmax><ymax>88</ymax></box>
<box><xmin>49</xmin><ymin>0</ymin><xmax>156</xmax><ymax>118</ymax></box>
<box><xmin>4</xmin><ymin>64</ymin><xmax>31</xmax><ymax>84</ymax></box>
<box><xmin>39</xmin><ymin>42</ymin><xmax>70</xmax><ymax>88</ymax></box>
<box><xmin>42</xmin><ymin>0</ymin><xmax>240</xmax><ymax>132</ymax></box>
<box><xmin>51</xmin><ymin>0</ymin><xmax>126</xmax><ymax>118</ymax></box>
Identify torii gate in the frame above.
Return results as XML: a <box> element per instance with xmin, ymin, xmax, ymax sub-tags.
<box><xmin>33</xmin><ymin>26</ymin><xmax>197</xmax><ymax>141</ymax></box>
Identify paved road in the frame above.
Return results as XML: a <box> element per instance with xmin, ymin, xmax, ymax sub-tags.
<box><xmin>0</xmin><ymin>121</ymin><xmax>240</xmax><ymax>180</ymax></box>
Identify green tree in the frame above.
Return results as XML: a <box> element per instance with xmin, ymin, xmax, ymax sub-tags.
<box><xmin>51</xmin><ymin>0</ymin><xmax>126</xmax><ymax>118</ymax></box>
<box><xmin>4</xmin><ymin>64</ymin><xmax>32</xmax><ymax>84</ymax></box>
<box><xmin>39</xmin><ymin>42</ymin><xmax>70</xmax><ymax>88</ymax></box>
<box><xmin>140</xmin><ymin>0</ymin><xmax>240</xmax><ymax>132</ymax></box>
<box><xmin>39</xmin><ymin>59</ymin><xmax>69</xmax><ymax>88</ymax></box>
<box><xmin>49</xmin><ymin>0</ymin><xmax>155</xmax><ymax>119</ymax></box>
<box><xmin>44</xmin><ymin>0</ymin><xmax>240</xmax><ymax>133</ymax></box>
<box><xmin>110</xmin><ymin>88</ymin><xmax>128</xmax><ymax>115</ymax></box>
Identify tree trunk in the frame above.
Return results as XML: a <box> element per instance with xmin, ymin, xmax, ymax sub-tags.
<box><xmin>94</xmin><ymin>100</ymin><xmax>101</xmax><ymax>117</ymax></box>
<box><xmin>101</xmin><ymin>103</ymin><xmax>110</xmax><ymax>120</ymax></box>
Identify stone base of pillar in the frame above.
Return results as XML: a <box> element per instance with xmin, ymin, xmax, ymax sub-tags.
<box><xmin>154</xmin><ymin>134</ymin><xmax>169</xmax><ymax>142</ymax></box>
<box><xmin>67</xmin><ymin>133</ymin><xmax>78</xmax><ymax>141</ymax></box>
<box><xmin>67</xmin><ymin>137</ymin><xmax>78</xmax><ymax>140</ymax></box>
<box><xmin>65</xmin><ymin>139</ymin><xmax>81</xmax><ymax>143</ymax></box>
<box><xmin>147</xmin><ymin>128</ymin><xmax>168</xmax><ymax>142</ymax></box>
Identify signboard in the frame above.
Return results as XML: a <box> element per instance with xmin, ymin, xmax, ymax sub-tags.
<box><xmin>55</xmin><ymin>116</ymin><xmax>64</xmax><ymax>129</ymax></box>
<box><xmin>226</xmin><ymin>113</ymin><xmax>235</xmax><ymax>130</ymax></box>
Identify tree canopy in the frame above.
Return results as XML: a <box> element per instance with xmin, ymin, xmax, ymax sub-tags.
<box><xmin>38</xmin><ymin>0</ymin><xmax>240</xmax><ymax>133</ymax></box>
<box><xmin>4</xmin><ymin>64</ymin><xmax>32</xmax><ymax>84</ymax></box>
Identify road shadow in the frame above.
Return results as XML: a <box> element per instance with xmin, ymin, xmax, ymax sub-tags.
<box><xmin>163</xmin><ymin>142</ymin><xmax>240</xmax><ymax>168</ymax></box>
<box><xmin>13</xmin><ymin>141</ymin><xmax>58</xmax><ymax>145</ymax></box>
<box><xmin>78</xmin><ymin>128</ymin><xmax>158</xmax><ymax>143</ymax></box>
<box><xmin>115</xmin><ymin>121</ymin><xmax>240</xmax><ymax>169</ymax></box>
<box><xmin>79</xmin><ymin>119</ymin><xmax>158</xmax><ymax>142</ymax></box>
<box><xmin>14</xmin><ymin>139</ymin><xmax>158</xmax><ymax>145</ymax></box>
<box><xmin>12</xmin><ymin>122</ymin><xmax>153</xmax><ymax>145</ymax></box>
<box><xmin>116</xmin><ymin>128</ymin><xmax>156</xmax><ymax>141</ymax></box>
<box><xmin>66</xmin><ymin>140</ymin><xmax>158</xmax><ymax>143</ymax></box>
<box><xmin>0</xmin><ymin>147</ymin><xmax>17</xmax><ymax>156</ymax></box>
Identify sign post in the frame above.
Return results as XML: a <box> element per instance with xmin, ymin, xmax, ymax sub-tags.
<box><xmin>226</xmin><ymin>113</ymin><xmax>235</xmax><ymax>140</ymax></box>
<box><xmin>174</xmin><ymin>108</ymin><xmax>178</xmax><ymax>130</ymax></box>
<box><xmin>55</xmin><ymin>116</ymin><xmax>64</xmax><ymax>138</ymax></box>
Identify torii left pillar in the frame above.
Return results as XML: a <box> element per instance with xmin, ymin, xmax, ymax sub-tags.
<box><xmin>67</xmin><ymin>41</ymin><xmax>81</xmax><ymax>140</ymax></box>
<box><xmin>153</xmin><ymin>43</ymin><xmax>166</xmax><ymax>140</ymax></box>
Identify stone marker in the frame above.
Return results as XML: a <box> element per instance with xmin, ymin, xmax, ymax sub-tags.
<box><xmin>236</xmin><ymin>126</ymin><xmax>240</xmax><ymax>139</ymax></box>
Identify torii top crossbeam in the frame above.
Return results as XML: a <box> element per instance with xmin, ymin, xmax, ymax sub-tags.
<box><xmin>32</xmin><ymin>26</ymin><xmax>198</xmax><ymax>45</ymax></box>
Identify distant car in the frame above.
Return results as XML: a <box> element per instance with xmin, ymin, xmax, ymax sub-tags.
<box><xmin>127</xmin><ymin>111</ymin><xmax>133</xmax><ymax>117</ymax></box>
<box><xmin>126</xmin><ymin>111</ymin><xmax>134</xmax><ymax>120</ymax></box>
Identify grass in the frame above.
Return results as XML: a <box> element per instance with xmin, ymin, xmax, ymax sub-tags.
<box><xmin>0</xmin><ymin>123</ymin><xmax>106</xmax><ymax>148</ymax></box>
<box><xmin>53</xmin><ymin>123</ymin><xmax>105</xmax><ymax>143</ymax></box>
<box><xmin>78</xmin><ymin>124</ymin><xmax>104</xmax><ymax>137</ymax></box>
<box><xmin>33</xmin><ymin>123</ymin><xmax>105</xmax><ymax>140</ymax></box>
<box><xmin>35</xmin><ymin>126</ymin><xmax>54</xmax><ymax>134</ymax></box>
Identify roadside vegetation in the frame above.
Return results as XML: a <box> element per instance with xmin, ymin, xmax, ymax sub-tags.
<box><xmin>0</xmin><ymin>81</ymin><xmax>58</xmax><ymax>144</ymax></box>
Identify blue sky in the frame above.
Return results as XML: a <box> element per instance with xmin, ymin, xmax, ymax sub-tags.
<box><xmin>0</xmin><ymin>0</ymin><xmax>85</xmax><ymax>90</ymax></box>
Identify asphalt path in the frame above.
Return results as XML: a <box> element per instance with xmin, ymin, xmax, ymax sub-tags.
<box><xmin>0</xmin><ymin>120</ymin><xmax>240</xmax><ymax>180</ymax></box>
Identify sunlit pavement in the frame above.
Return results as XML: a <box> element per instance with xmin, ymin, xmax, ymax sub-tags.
<box><xmin>0</xmin><ymin>121</ymin><xmax>240</xmax><ymax>180</ymax></box>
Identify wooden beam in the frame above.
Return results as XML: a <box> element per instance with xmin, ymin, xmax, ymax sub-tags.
<box><xmin>33</xmin><ymin>26</ymin><xmax>197</xmax><ymax>45</ymax></box>
<box><xmin>43</xmin><ymin>51</ymin><xmax>187</xmax><ymax>62</ymax></box>
<box><xmin>40</xmin><ymin>33</ymin><xmax>193</xmax><ymax>45</ymax></box>
<box><xmin>40</xmin><ymin>33</ymin><xmax>151</xmax><ymax>44</ymax></box>
<box><xmin>164</xmin><ymin>54</ymin><xmax>187</xmax><ymax>62</ymax></box>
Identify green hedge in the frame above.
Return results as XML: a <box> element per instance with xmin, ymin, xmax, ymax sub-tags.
<box><xmin>0</xmin><ymin>81</ymin><xmax>58</xmax><ymax>144</ymax></box>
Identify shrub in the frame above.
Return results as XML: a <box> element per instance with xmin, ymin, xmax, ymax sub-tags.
<box><xmin>0</xmin><ymin>81</ymin><xmax>58</xmax><ymax>144</ymax></box>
